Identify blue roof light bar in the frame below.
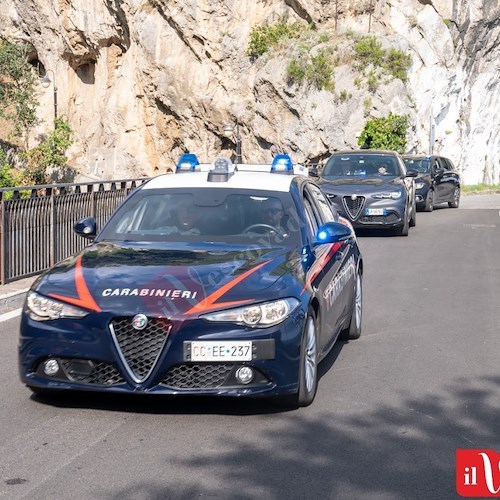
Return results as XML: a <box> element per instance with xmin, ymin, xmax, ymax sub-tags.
<box><xmin>271</xmin><ymin>154</ymin><xmax>294</xmax><ymax>174</ymax></box>
<box><xmin>176</xmin><ymin>153</ymin><xmax>200</xmax><ymax>172</ymax></box>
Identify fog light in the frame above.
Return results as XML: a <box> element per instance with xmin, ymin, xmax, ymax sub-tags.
<box><xmin>43</xmin><ymin>358</ymin><xmax>60</xmax><ymax>376</ymax></box>
<box><xmin>235</xmin><ymin>366</ymin><xmax>254</xmax><ymax>384</ymax></box>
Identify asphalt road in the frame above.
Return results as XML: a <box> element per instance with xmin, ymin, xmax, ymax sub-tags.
<box><xmin>1</xmin><ymin>200</ymin><xmax>499</xmax><ymax>500</ymax></box>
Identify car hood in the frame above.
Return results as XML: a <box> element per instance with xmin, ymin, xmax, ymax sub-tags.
<box><xmin>318</xmin><ymin>177</ymin><xmax>405</xmax><ymax>195</ymax></box>
<box><xmin>32</xmin><ymin>241</ymin><xmax>303</xmax><ymax>318</ymax></box>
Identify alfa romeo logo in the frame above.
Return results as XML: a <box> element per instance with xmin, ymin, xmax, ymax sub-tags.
<box><xmin>351</xmin><ymin>194</ymin><xmax>358</xmax><ymax>201</ymax></box>
<box><xmin>132</xmin><ymin>314</ymin><xmax>148</xmax><ymax>330</ymax></box>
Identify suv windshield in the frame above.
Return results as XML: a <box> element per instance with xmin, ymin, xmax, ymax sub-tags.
<box><xmin>403</xmin><ymin>157</ymin><xmax>430</xmax><ymax>173</ymax></box>
<box><xmin>97</xmin><ymin>188</ymin><xmax>301</xmax><ymax>246</ymax></box>
<box><xmin>322</xmin><ymin>154</ymin><xmax>403</xmax><ymax>178</ymax></box>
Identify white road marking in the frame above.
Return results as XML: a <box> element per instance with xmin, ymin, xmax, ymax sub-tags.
<box><xmin>0</xmin><ymin>308</ymin><xmax>21</xmax><ymax>322</ymax></box>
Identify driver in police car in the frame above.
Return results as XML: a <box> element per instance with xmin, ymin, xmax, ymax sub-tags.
<box><xmin>260</xmin><ymin>198</ymin><xmax>288</xmax><ymax>237</ymax></box>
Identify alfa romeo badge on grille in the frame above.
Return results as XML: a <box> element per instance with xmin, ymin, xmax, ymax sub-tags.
<box><xmin>351</xmin><ymin>194</ymin><xmax>357</xmax><ymax>200</ymax></box>
<box><xmin>132</xmin><ymin>314</ymin><xmax>148</xmax><ymax>330</ymax></box>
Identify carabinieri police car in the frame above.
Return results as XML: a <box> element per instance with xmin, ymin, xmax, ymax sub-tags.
<box><xmin>19</xmin><ymin>154</ymin><xmax>363</xmax><ymax>407</ymax></box>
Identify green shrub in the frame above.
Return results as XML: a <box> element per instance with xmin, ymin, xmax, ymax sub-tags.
<box><xmin>384</xmin><ymin>48</ymin><xmax>412</xmax><ymax>82</ymax></box>
<box><xmin>353</xmin><ymin>36</ymin><xmax>412</xmax><ymax>84</ymax></box>
<box><xmin>247</xmin><ymin>21</ymin><xmax>303</xmax><ymax>57</ymax></box>
<box><xmin>339</xmin><ymin>90</ymin><xmax>351</xmax><ymax>102</ymax></box>
<box><xmin>353</xmin><ymin>36</ymin><xmax>385</xmax><ymax>69</ymax></box>
<box><xmin>0</xmin><ymin>38</ymin><xmax>40</xmax><ymax>147</ymax></box>
<box><xmin>287</xmin><ymin>47</ymin><xmax>335</xmax><ymax>91</ymax></box>
<box><xmin>366</xmin><ymin>69</ymin><xmax>379</xmax><ymax>92</ymax></box>
<box><xmin>357</xmin><ymin>112</ymin><xmax>409</xmax><ymax>153</ymax></box>
<box><xmin>23</xmin><ymin>118</ymin><xmax>74</xmax><ymax>185</ymax></box>
<box><xmin>363</xmin><ymin>97</ymin><xmax>372</xmax><ymax>117</ymax></box>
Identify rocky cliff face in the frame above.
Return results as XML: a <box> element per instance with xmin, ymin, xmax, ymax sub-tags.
<box><xmin>0</xmin><ymin>0</ymin><xmax>498</xmax><ymax>184</ymax></box>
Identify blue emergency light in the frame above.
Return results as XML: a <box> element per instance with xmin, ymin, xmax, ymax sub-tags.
<box><xmin>176</xmin><ymin>153</ymin><xmax>200</xmax><ymax>172</ymax></box>
<box><xmin>271</xmin><ymin>154</ymin><xmax>294</xmax><ymax>174</ymax></box>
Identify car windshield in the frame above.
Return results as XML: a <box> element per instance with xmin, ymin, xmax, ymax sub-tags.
<box><xmin>97</xmin><ymin>187</ymin><xmax>301</xmax><ymax>246</ymax></box>
<box><xmin>403</xmin><ymin>157</ymin><xmax>430</xmax><ymax>173</ymax></box>
<box><xmin>322</xmin><ymin>154</ymin><xmax>403</xmax><ymax>178</ymax></box>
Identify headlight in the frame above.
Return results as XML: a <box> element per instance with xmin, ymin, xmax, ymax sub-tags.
<box><xmin>372</xmin><ymin>191</ymin><xmax>402</xmax><ymax>200</ymax></box>
<box><xmin>415</xmin><ymin>182</ymin><xmax>425</xmax><ymax>189</ymax></box>
<box><xmin>201</xmin><ymin>297</ymin><xmax>300</xmax><ymax>328</ymax></box>
<box><xmin>26</xmin><ymin>291</ymin><xmax>89</xmax><ymax>321</ymax></box>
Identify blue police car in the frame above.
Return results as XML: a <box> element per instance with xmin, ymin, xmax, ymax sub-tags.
<box><xmin>19</xmin><ymin>155</ymin><xmax>363</xmax><ymax>407</ymax></box>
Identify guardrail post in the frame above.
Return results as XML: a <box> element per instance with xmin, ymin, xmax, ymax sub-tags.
<box><xmin>0</xmin><ymin>192</ymin><xmax>5</xmax><ymax>285</ymax></box>
<box><xmin>49</xmin><ymin>187</ymin><xmax>55</xmax><ymax>267</ymax></box>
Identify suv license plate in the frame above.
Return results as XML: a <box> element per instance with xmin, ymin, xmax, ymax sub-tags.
<box><xmin>189</xmin><ymin>341</ymin><xmax>253</xmax><ymax>361</ymax></box>
<box><xmin>366</xmin><ymin>208</ymin><xmax>386</xmax><ymax>216</ymax></box>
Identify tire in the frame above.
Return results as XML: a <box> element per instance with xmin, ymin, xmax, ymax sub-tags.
<box><xmin>295</xmin><ymin>311</ymin><xmax>318</xmax><ymax>407</ymax></box>
<box><xmin>424</xmin><ymin>189</ymin><xmax>434</xmax><ymax>212</ymax></box>
<box><xmin>448</xmin><ymin>187</ymin><xmax>460</xmax><ymax>208</ymax></box>
<box><xmin>340</xmin><ymin>269</ymin><xmax>362</xmax><ymax>340</ymax></box>
<box><xmin>409</xmin><ymin>199</ymin><xmax>417</xmax><ymax>227</ymax></box>
<box><xmin>395</xmin><ymin>210</ymin><xmax>409</xmax><ymax>236</ymax></box>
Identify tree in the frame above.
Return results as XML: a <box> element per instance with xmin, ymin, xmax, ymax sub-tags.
<box><xmin>0</xmin><ymin>38</ymin><xmax>39</xmax><ymax>148</ymax></box>
<box><xmin>0</xmin><ymin>147</ymin><xmax>19</xmax><ymax>187</ymax></box>
<box><xmin>357</xmin><ymin>112</ymin><xmax>409</xmax><ymax>153</ymax></box>
<box><xmin>23</xmin><ymin>118</ymin><xmax>74</xmax><ymax>185</ymax></box>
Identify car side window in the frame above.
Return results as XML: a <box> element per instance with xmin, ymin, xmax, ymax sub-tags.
<box><xmin>303</xmin><ymin>198</ymin><xmax>318</xmax><ymax>239</ymax></box>
<box><xmin>443</xmin><ymin>157</ymin><xmax>455</xmax><ymax>171</ymax></box>
<box><xmin>435</xmin><ymin>157</ymin><xmax>447</xmax><ymax>171</ymax></box>
<box><xmin>305</xmin><ymin>183</ymin><xmax>337</xmax><ymax>223</ymax></box>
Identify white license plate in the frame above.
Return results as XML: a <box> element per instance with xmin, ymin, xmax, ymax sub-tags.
<box><xmin>189</xmin><ymin>341</ymin><xmax>253</xmax><ymax>361</ymax></box>
<box><xmin>366</xmin><ymin>208</ymin><xmax>386</xmax><ymax>216</ymax></box>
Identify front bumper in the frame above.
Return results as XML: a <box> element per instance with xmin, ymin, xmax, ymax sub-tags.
<box><xmin>18</xmin><ymin>308</ymin><xmax>306</xmax><ymax>398</ymax></box>
<box><xmin>328</xmin><ymin>197</ymin><xmax>405</xmax><ymax>229</ymax></box>
<box><xmin>415</xmin><ymin>185</ymin><xmax>430</xmax><ymax>207</ymax></box>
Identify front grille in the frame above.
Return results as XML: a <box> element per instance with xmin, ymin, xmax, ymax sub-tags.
<box><xmin>161</xmin><ymin>364</ymin><xmax>234</xmax><ymax>389</ymax></box>
<box><xmin>358</xmin><ymin>213</ymin><xmax>399</xmax><ymax>224</ymax></box>
<box><xmin>59</xmin><ymin>359</ymin><xmax>125</xmax><ymax>385</ymax></box>
<box><xmin>110</xmin><ymin>317</ymin><xmax>171</xmax><ymax>383</ymax></box>
<box><xmin>342</xmin><ymin>196</ymin><xmax>365</xmax><ymax>219</ymax></box>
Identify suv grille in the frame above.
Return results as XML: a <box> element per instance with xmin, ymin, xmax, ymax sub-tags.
<box><xmin>59</xmin><ymin>359</ymin><xmax>125</xmax><ymax>385</ymax></box>
<box><xmin>110</xmin><ymin>317</ymin><xmax>171</xmax><ymax>383</ymax></box>
<box><xmin>162</xmin><ymin>364</ymin><xmax>234</xmax><ymax>389</ymax></box>
<box><xmin>342</xmin><ymin>196</ymin><xmax>365</xmax><ymax>220</ymax></box>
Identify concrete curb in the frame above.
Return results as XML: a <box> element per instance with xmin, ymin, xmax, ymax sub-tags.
<box><xmin>0</xmin><ymin>276</ymin><xmax>38</xmax><ymax>314</ymax></box>
<box><xmin>0</xmin><ymin>289</ymin><xmax>28</xmax><ymax>313</ymax></box>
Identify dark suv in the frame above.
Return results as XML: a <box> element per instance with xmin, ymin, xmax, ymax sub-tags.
<box><xmin>402</xmin><ymin>155</ymin><xmax>461</xmax><ymax>212</ymax></box>
<box><xmin>316</xmin><ymin>150</ymin><xmax>418</xmax><ymax>236</ymax></box>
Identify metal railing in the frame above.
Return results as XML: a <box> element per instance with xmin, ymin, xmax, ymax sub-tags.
<box><xmin>0</xmin><ymin>178</ymin><xmax>149</xmax><ymax>284</ymax></box>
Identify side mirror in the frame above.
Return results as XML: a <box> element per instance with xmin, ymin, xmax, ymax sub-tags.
<box><xmin>309</xmin><ymin>167</ymin><xmax>319</xmax><ymax>177</ymax></box>
<box><xmin>435</xmin><ymin>168</ymin><xmax>445</xmax><ymax>176</ymax></box>
<box><xmin>405</xmin><ymin>169</ymin><xmax>418</xmax><ymax>178</ymax></box>
<box><xmin>74</xmin><ymin>217</ymin><xmax>97</xmax><ymax>240</ymax></box>
<box><xmin>314</xmin><ymin>221</ymin><xmax>353</xmax><ymax>245</ymax></box>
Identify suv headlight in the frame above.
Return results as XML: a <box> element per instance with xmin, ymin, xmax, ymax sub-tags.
<box><xmin>415</xmin><ymin>182</ymin><xmax>425</xmax><ymax>189</ymax></box>
<box><xmin>26</xmin><ymin>291</ymin><xmax>90</xmax><ymax>321</ymax></box>
<box><xmin>372</xmin><ymin>191</ymin><xmax>402</xmax><ymax>200</ymax></box>
<box><xmin>201</xmin><ymin>297</ymin><xmax>300</xmax><ymax>328</ymax></box>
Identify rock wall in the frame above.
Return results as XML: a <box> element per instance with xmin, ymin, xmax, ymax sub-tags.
<box><xmin>0</xmin><ymin>0</ymin><xmax>498</xmax><ymax>184</ymax></box>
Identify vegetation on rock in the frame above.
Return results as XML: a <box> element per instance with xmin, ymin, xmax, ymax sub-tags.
<box><xmin>357</xmin><ymin>112</ymin><xmax>409</xmax><ymax>152</ymax></box>
<box><xmin>0</xmin><ymin>39</ymin><xmax>74</xmax><ymax>187</ymax></box>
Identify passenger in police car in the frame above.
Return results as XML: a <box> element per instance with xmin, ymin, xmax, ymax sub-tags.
<box><xmin>162</xmin><ymin>201</ymin><xmax>202</xmax><ymax>235</ymax></box>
